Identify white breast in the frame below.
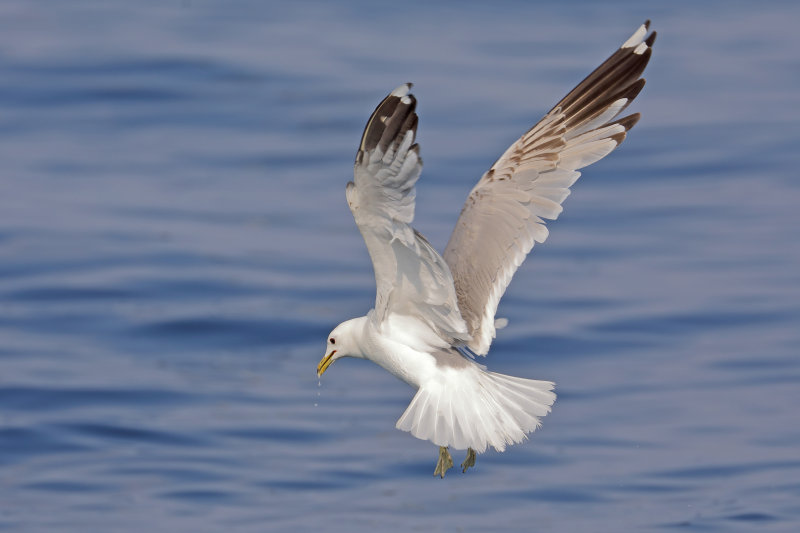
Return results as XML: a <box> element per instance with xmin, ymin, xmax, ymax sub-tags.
<box><xmin>362</xmin><ymin>315</ymin><xmax>440</xmax><ymax>388</ymax></box>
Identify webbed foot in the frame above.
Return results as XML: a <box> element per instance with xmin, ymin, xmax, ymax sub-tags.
<box><xmin>461</xmin><ymin>447</ymin><xmax>477</xmax><ymax>473</ymax></box>
<box><xmin>433</xmin><ymin>446</ymin><xmax>453</xmax><ymax>478</ymax></box>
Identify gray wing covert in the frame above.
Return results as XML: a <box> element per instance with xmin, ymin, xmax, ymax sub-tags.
<box><xmin>444</xmin><ymin>22</ymin><xmax>656</xmax><ymax>355</ymax></box>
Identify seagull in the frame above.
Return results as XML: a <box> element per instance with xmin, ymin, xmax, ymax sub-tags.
<box><xmin>317</xmin><ymin>21</ymin><xmax>655</xmax><ymax>477</ymax></box>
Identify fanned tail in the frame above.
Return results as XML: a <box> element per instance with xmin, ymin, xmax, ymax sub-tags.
<box><xmin>396</xmin><ymin>366</ymin><xmax>556</xmax><ymax>453</ymax></box>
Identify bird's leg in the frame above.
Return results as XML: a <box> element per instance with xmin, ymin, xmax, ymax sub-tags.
<box><xmin>461</xmin><ymin>447</ymin><xmax>477</xmax><ymax>473</ymax></box>
<box><xmin>433</xmin><ymin>446</ymin><xmax>453</xmax><ymax>478</ymax></box>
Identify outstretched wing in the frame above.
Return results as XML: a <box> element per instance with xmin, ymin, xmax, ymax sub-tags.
<box><xmin>443</xmin><ymin>21</ymin><xmax>656</xmax><ymax>355</ymax></box>
<box><xmin>348</xmin><ymin>84</ymin><xmax>469</xmax><ymax>345</ymax></box>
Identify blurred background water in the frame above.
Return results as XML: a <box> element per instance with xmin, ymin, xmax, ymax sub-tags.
<box><xmin>1</xmin><ymin>0</ymin><xmax>799</xmax><ymax>531</ymax></box>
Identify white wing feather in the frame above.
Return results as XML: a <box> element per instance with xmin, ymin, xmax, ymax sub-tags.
<box><xmin>444</xmin><ymin>21</ymin><xmax>657</xmax><ymax>355</ymax></box>
<box><xmin>348</xmin><ymin>84</ymin><xmax>470</xmax><ymax>345</ymax></box>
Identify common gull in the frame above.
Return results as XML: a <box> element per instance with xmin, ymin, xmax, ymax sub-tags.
<box><xmin>318</xmin><ymin>21</ymin><xmax>656</xmax><ymax>477</ymax></box>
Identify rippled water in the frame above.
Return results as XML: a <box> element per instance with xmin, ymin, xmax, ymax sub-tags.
<box><xmin>2</xmin><ymin>1</ymin><xmax>799</xmax><ymax>531</ymax></box>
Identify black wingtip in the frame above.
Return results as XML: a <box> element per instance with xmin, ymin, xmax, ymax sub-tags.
<box><xmin>621</xmin><ymin>77</ymin><xmax>647</xmax><ymax>102</ymax></box>
<box><xmin>357</xmin><ymin>85</ymin><xmax>420</xmax><ymax>161</ymax></box>
<box><xmin>615</xmin><ymin>112</ymin><xmax>641</xmax><ymax>131</ymax></box>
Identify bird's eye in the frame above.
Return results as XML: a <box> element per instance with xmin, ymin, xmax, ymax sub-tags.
<box><xmin>329</xmin><ymin>338</ymin><xmax>335</xmax><ymax>344</ymax></box>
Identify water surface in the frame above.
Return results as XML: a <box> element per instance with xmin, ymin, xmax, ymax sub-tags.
<box><xmin>1</xmin><ymin>1</ymin><xmax>799</xmax><ymax>531</ymax></box>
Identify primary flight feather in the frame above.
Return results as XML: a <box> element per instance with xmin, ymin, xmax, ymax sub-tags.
<box><xmin>317</xmin><ymin>21</ymin><xmax>656</xmax><ymax>477</ymax></box>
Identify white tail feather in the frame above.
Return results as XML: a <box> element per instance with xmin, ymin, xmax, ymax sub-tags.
<box><xmin>396</xmin><ymin>367</ymin><xmax>556</xmax><ymax>453</ymax></box>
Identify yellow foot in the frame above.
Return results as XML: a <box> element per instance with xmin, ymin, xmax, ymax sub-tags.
<box><xmin>433</xmin><ymin>446</ymin><xmax>453</xmax><ymax>478</ymax></box>
<box><xmin>461</xmin><ymin>447</ymin><xmax>477</xmax><ymax>473</ymax></box>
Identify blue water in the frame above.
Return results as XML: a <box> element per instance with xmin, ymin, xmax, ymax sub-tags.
<box><xmin>2</xmin><ymin>1</ymin><xmax>799</xmax><ymax>531</ymax></box>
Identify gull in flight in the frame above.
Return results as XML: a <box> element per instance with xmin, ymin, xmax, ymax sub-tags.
<box><xmin>318</xmin><ymin>21</ymin><xmax>656</xmax><ymax>477</ymax></box>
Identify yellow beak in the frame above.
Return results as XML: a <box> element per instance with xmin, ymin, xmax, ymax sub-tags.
<box><xmin>317</xmin><ymin>350</ymin><xmax>336</xmax><ymax>377</ymax></box>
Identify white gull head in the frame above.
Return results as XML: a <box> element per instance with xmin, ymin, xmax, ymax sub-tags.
<box><xmin>317</xmin><ymin>316</ymin><xmax>368</xmax><ymax>377</ymax></box>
